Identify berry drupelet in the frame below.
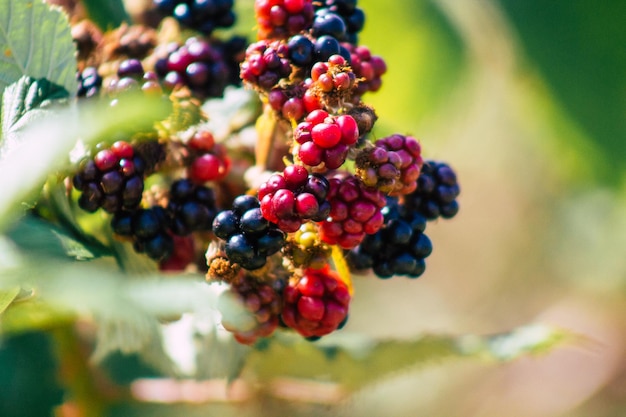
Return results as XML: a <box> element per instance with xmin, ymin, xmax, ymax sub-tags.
<box><xmin>111</xmin><ymin>206</ymin><xmax>175</xmax><ymax>261</ymax></box>
<box><xmin>153</xmin><ymin>0</ymin><xmax>236</xmax><ymax>35</ymax></box>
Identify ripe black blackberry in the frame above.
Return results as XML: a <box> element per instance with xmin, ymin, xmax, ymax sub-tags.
<box><xmin>153</xmin><ymin>0</ymin><xmax>236</xmax><ymax>35</ymax></box>
<box><xmin>404</xmin><ymin>160</ymin><xmax>460</xmax><ymax>220</ymax></box>
<box><xmin>166</xmin><ymin>179</ymin><xmax>218</xmax><ymax>236</ymax></box>
<box><xmin>346</xmin><ymin>197</ymin><xmax>432</xmax><ymax>279</ymax></box>
<box><xmin>77</xmin><ymin>66</ymin><xmax>102</xmax><ymax>98</ymax></box>
<box><xmin>111</xmin><ymin>207</ymin><xmax>174</xmax><ymax>261</ymax></box>
<box><xmin>313</xmin><ymin>0</ymin><xmax>365</xmax><ymax>44</ymax></box>
<box><xmin>212</xmin><ymin>195</ymin><xmax>286</xmax><ymax>270</ymax></box>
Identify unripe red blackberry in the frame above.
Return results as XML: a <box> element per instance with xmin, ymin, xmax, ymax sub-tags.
<box><xmin>318</xmin><ymin>173</ymin><xmax>386</xmax><ymax>249</ymax></box>
<box><xmin>404</xmin><ymin>160</ymin><xmax>461</xmax><ymax>220</ymax></box>
<box><xmin>258</xmin><ymin>165</ymin><xmax>331</xmax><ymax>233</ymax></box>
<box><xmin>356</xmin><ymin>134</ymin><xmax>423</xmax><ymax>196</ymax></box>
<box><xmin>255</xmin><ymin>0</ymin><xmax>315</xmax><ymax>40</ymax></box>
<box><xmin>213</xmin><ymin>195</ymin><xmax>286</xmax><ymax>270</ymax></box>
<box><xmin>281</xmin><ymin>265</ymin><xmax>350</xmax><ymax>338</ymax></box>
<box><xmin>186</xmin><ymin>130</ymin><xmax>231</xmax><ymax>183</ymax></box>
<box><xmin>341</xmin><ymin>43</ymin><xmax>386</xmax><ymax>96</ymax></box>
<box><xmin>222</xmin><ymin>278</ymin><xmax>283</xmax><ymax>345</ymax></box>
<box><xmin>294</xmin><ymin>109</ymin><xmax>359</xmax><ymax>170</ymax></box>
<box><xmin>166</xmin><ymin>179</ymin><xmax>218</xmax><ymax>236</ymax></box>
<box><xmin>240</xmin><ymin>40</ymin><xmax>293</xmax><ymax>92</ymax></box>
<box><xmin>347</xmin><ymin>197</ymin><xmax>432</xmax><ymax>279</ymax></box>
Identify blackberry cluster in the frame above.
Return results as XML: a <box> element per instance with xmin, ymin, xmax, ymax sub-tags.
<box><xmin>314</xmin><ymin>0</ymin><xmax>365</xmax><ymax>44</ymax></box>
<box><xmin>222</xmin><ymin>278</ymin><xmax>283</xmax><ymax>345</ymax></box>
<box><xmin>342</xmin><ymin>43</ymin><xmax>386</xmax><ymax>96</ymax></box>
<box><xmin>215</xmin><ymin>35</ymin><xmax>248</xmax><ymax>86</ymax></box>
<box><xmin>166</xmin><ymin>179</ymin><xmax>218</xmax><ymax>236</ymax></box>
<box><xmin>318</xmin><ymin>173</ymin><xmax>385</xmax><ymax>249</ymax></box>
<box><xmin>76</xmin><ymin>66</ymin><xmax>102</xmax><ymax>98</ymax></box>
<box><xmin>101</xmin><ymin>23</ymin><xmax>158</xmax><ymax>61</ymax></box>
<box><xmin>347</xmin><ymin>197</ymin><xmax>433</xmax><ymax>279</ymax></box>
<box><xmin>153</xmin><ymin>0</ymin><xmax>236</xmax><ymax>35</ymax></box>
<box><xmin>107</xmin><ymin>59</ymin><xmax>163</xmax><ymax>96</ymax></box>
<box><xmin>154</xmin><ymin>37</ymin><xmax>229</xmax><ymax>99</ymax></box>
<box><xmin>281</xmin><ymin>265</ymin><xmax>351</xmax><ymax>338</ymax></box>
<box><xmin>112</xmin><ymin>207</ymin><xmax>174</xmax><ymax>261</ymax></box>
<box><xmin>255</xmin><ymin>0</ymin><xmax>315</xmax><ymax>40</ymax></box>
<box><xmin>404</xmin><ymin>160</ymin><xmax>461</xmax><ymax>220</ymax></box>
<box><xmin>294</xmin><ymin>109</ymin><xmax>359</xmax><ymax>169</ymax></box>
<box><xmin>72</xmin><ymin>141</ymin><xmax>153</xmax><ymax>213</ymax></box>
<box><xmin>258</xmin><ymin>165</ymin><xmax>331</xmax><ymax>233</ymax></box>
<box><xmin>240</xmin><ymin>40</ymin><xmax>292</xmax><ymax>92</ymax></box>
<box><xmin>213</xmin><ymin>195</ymin><xmax>286</xmax><ymax>270</ymax></box>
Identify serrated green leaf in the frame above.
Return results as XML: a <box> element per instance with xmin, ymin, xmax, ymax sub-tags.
<box><xmin>0</xmin><ymin>0</ymin><xmax>77</xmax><ymax>97</ymax></box>
<box><xmin>1</xmin><ymin>76</ymin><xmax>68</xmax><ymax>137</ymax></box>
<box><xmin>0</xmin><ymin>286</ymin><xmax>19</xmax><ymax>314</ymax></box>
<box><xmin>246</xmin><ymin>325</ymin><xmax>569</xmax><ymax>391</ymax></box>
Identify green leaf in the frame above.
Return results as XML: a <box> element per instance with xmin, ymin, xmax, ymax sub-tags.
<box><xmin>0</xmin><ymin>0</ymin><xmax>77</xmax><ymax>97</ymax></box>
<box><xmin>0</xmin><ymin>299</ymin><xmax>75</xmax><ymax>334</ymax></box>
<box><xmin>0</xmin><ymin>92</ymin><xmax>170</xmax><ymax>230</ymax></box>
<box><xmin>81</xmin><ymin>0</ymin><xmax>129</xmax><ymax>31</ymax></box>
<box><xmin>1</xmin><ymin>76</ymin><xmax>68</xmax><ymax>137</ymax></box>
<box><xmin>0</xmin><ymin>286</ymin><xmax>19</xmax><ymax>314</ymax></box>
<box><xmin>246</xmin><ymin>324</ymin><xmax>569</xmax><ymax>391</ymax></box>
<box><xmin>496</xmin><ymin>0</ymin><xmax>626</xmax><ymax>182</ymax></box>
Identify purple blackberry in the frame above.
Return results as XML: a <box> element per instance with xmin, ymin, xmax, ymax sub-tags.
<box><xmin>72</xmin><ymin>140</ymin><xmax>164</xmax><ymax>214</ymax></box>
<box><xmin>166</xmin><ymin>179</ymin><xmax>218</xmax><ymax>236</ymax></box>
<box><xmin>212</xmin><ymin>195</ymin><xmax>286</xmax><ymax>270</ymax></box>
<box><xmin>240</xmin><ymin>40</ymin><xmax>293</xmax><ymax>92</ymax></box>
<box><xmin>346</xmin><ymin>197</ymin><xmax>432</xmax><ymax>279</ymax></box>
<box><xmin>77</xmin><ymin>66</ymin><xmax>102</xmax><ymax>98</ymax></box>
<box><xmin>107</xmin><ymin>59</ymin><xmax>163</xmax><ymax>96</ymax></box>
<box><xmin>404</xmin><ymin>160</ymin><xmax>460</xmax><ymax>220</ymax></box>
<box><xmin>153</xmin><ymin>0</ymin><xmax>236</xmax><ymax>35</ymax></box>
<box><xmin>112</xmin><ymin>207</ymin><xmax>174</xmax><ymax>261</ymax></box>
<box><xmin>154</xmin><ymin>37</ymin><xmax>229</xmax><ymax>98</ymax></box>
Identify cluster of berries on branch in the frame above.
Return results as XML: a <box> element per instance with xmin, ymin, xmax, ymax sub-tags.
<box><xmin>64</xmin><ymin>0</ymin><xmax>461</xmax><ymax>345</ymax></box>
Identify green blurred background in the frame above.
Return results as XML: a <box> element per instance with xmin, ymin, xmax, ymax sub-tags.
<box><xmin>3</xmin><ymin>0</ymin><xmax>626</xmax><ymax>416</ymax></box>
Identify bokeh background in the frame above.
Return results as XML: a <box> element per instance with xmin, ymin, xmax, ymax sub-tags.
<box><xmin>2</xmin><ymin>0</ymin><xmax>626</xmax><ymax>416</ymax></box>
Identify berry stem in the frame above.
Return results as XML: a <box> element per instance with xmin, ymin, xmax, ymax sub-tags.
<box><xmin>255</xmin><ymin>104</ymin><xmax>291</xmax><ymax>172</ymax></box>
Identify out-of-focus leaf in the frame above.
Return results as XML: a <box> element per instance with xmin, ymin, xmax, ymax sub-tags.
<box><xmin>0</xmin><ymin>0</ymin><xmax>77</xmax><ymax>97</ymax></box>
<box><xmin>0</xmin><ymin>286</ymin><xmax>19</xmax><ymax>315</ymax></box>
<box><xmin>0</xmin><ymin>299</ymin><xmax>75</xmax><ymax>334</ymax></box>
<box><xmin>0</xmin><ymin>92</ymin><xmax>170</xmax><ymax>230</ymax></box>
<box><xmin>81</xmin><ymin>0</ymin><xmax>129</xmax><ymax>30</ymax></box>
<box><xmin>246</xmin><ymin>324</ymin><xmax>569</xmax><ymax>391</ymax></box>
<box><xmin>360</xmin><ymin>0</ymin><xmax>466</xmax><ymax>132</ymax></box>
<box><xmin>496</xmin><ymin>0</ymin><xmax>626</xmax><ymax>181</ymax></box>
<box><xmin>6</xmin><ymin>215</ymin><xmax>110</xmax><ymax>260</ymax></box>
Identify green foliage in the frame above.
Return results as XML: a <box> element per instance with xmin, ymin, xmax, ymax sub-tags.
<box><xmin>0</xmin><ymin>0</ymin><xmax>77</xmax><ymax>97</ymax></box>
<box><xmin>81</xmin><ymin>0</ymin><xmax>129</xmax><ymax>30</ymax></box>
<box><xmin>496</xmin><ymin>0</ymin><xmax>626</xmax><ymax>182</ymax></box>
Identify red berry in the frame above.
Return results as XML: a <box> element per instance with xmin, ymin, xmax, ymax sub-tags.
<box><xmin>94</xmin><ymin>149</ymin><xmax>118</xmax><ymax>171</ymax></box>
<box><xmin>189</xmin><ymin>154</ymin><xmax>222</xmax><ymax>182</ymax></box>
<box><xmin>188</xmin><ymin>131</ymin><xmax>215</xmax><ymax>151</ymax></box>
<box><xmin>312</xmin><ymin>123</ymin><xmax>341</xmax><ymax>148</ymax></box>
